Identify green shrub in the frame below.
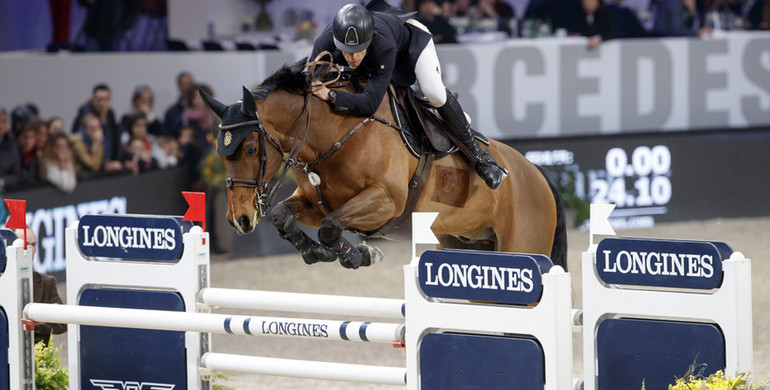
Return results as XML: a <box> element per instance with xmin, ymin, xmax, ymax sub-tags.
<box><xmin>34</xmin><ymin>336</ymin><xmax>68</xmax><ymax>390</ymax></box>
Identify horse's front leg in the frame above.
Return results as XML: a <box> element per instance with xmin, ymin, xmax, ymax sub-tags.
<box><xmin>271</xmin><ymin>196</ymin><xmax>337</xmax><ymax>265</ymax></box>
<box><xmin>318</xmin><ymin>185</ymin><xmax>397</xmax><ymax>269</ymax></box>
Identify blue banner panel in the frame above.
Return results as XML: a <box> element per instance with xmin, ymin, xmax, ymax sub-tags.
<box><xmin>596</xmin><ymin>237</ymin><xmax>731</xmax><ymax>289</ymax></box>
<box><xmin>79</xmin><ymin>288</ymin><xmax>186</xmax><ymax>390</ymax></box>
<box><xmin>0</xmin><ymin>307</ymin><xmax>8</xmax><ymax>390</ymax></box>
<box><xmin>0</xmin><ymin>228</ymin><xmax>17</xmax><ymax>274</ymax></box>
<box><xmin>77</xmin><ymin>215</ymin><xmax>193</xmax><ymax>261</ymax></box>
<box><xmin>0</xmin><ymin>229</ymin><xmax>15</xmax><ymax>247</ymax></box>
<box><xmin>597</xmin><ymin>318</ymin><xmax>725</xmax><ymax>390</ymax></box>
<box><xmin>420</xmin><ymin>333</ymin><xmax>545</xmax><ymax>390</ymax></box>
<box><xmin>419</xmin><ymin>250</ymin><xmax>552</xmax><ymax>304</ymax></box>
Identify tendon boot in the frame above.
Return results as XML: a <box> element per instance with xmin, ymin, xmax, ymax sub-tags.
<box><xmin>437</xmin><ymin>89</ymin><xmax>508</xmax><ymax>189</ymax></box>
<box><xmin>280</xmin><ymin>216</ymin><xmax>336</xmax><ymax>265</ymax></box>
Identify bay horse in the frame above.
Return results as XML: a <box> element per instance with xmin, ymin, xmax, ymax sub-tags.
<box><xmin>201</xmin><ymin>58</ymin><xmax>566</xmax><ymax>270</ymax></box>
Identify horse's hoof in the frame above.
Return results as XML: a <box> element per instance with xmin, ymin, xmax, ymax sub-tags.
<box><xmin>357</xmin><ymin>244</ymin><xmax>384</xmax><ymax>267</ymax></box>
<box><xmin>338</xmin><ymin>250</ymin><xmax>363</xmax><ymax>270</ymax></box>
<box><xmin>302</xmin><ymin>246</ymin><xmax>336</xmax><ymax>265</ymax></box>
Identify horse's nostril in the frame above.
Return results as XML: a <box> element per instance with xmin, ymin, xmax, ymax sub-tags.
<box><xmin>237</xmin><ymin>214</ymin><xmax>251</xmax><ymax>229</ymax></box>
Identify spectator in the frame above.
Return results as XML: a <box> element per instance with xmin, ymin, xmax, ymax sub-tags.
<box><xmin>121</xmin><ymin>85</ymin><xmax>164</xmax><ymax>137</ymax></box>
<box><xmin>48</xmin><ymin>0</ymin><xmax>73</xmax><ymax>47</ymax></box>
<box><xmin>41</xmin><ymin>133</ymin><xmax>77</xmax><ymax>193</ymax></box>
<box><xmin>163</xmin><ymin>72</ymin><xmax>195</xmax><ymax>137</ymax></box>
<box><xmin>14</xmin><ymin>227</ymin><xmax>67</xmax><ymax>346</ymax></box>
<box><xmin>35</xmin><ymin>121</ymin><xmax>49</xmax><ymax>159</ymax></box>
<box><xmin>178</xmin><ymin>84</ymin><xmax>216</xmax><ymax>155</ymax></box>
<box><xmin>607</xmin><ymin>0</ymin><xmax>649</xmax><ymax>38</ymax></box>
<box><xmin>72</xmin><ymin>83</ymin><xmax>123</xmax><ymax>166</ymax></box>
<box><xmin>123</xmin><ymin>112</ymin><xmax>154</xmax><ymax>151</ymax></box>
<box><xmin>123</xmin><ymin>111</ymin><xmax>174</xmax><ymax>168</ymax></box>
<box><xmin>416</xmin><ymin>0</ymin><xmax>459</xmax><ymax>43</ymax></box>
<box><xmin>476</xmin><ymin>0</ymin><xmax>516</xmax><ymax>35</ymax></box>
<box><xmin>0</xmin><ymin>108</ymin><xmax>23</xmax><ymax>191</ymax></box>
<box><xmin>17</xmin><ymin>123</ymin><xmax>41</xmax><ymax>184</ymax></box>
<box><xmin>741</xmin><ymin>0</ymin><xmax>770</xmax><ymax>29</ymax></box>
<box><xmin>70</xmin><ymin>113</ymin><xmax>106</xmax><ymax>175</ymax></box>
<box><xmin>11</xmin><ymin>103</ymin><xmax>39</xmax><ymax>138</ymax></box>
<box><xmin>123</xmin><ymin>137</ymin><xmax>158</xmax><ymax>175</ymax></box>
<box><xmin>573</xmin><ymin>0</ymin><xmax>614</xmax><ymax>49</ymax></box>
<box><xmin>154</xmin><ymin>136</ymin><xmax>180</xmax><ymax>169</ymax></box>
<box><xmin>47</xmin><ymin>116</ymin><xmax>66</xmax><ymax>135</ymax></box>
<box><xmin>647</xmin><ymin>0</ymin><xmax>708</xmax><ymax>36</ymax></box>
<box><xmin>178</xmin><ymin>126</ymin><xmax>204</xmax><ymax>191</ymax></box>
<box><xmin>523</xmin><ymin>0</ymin><xmax>584</xmax><ymax>35</ymax></box>
<box><xmin>77</xmin><ymin>0</ymin><xmax>139</xmax><ymax>52</ymax></box>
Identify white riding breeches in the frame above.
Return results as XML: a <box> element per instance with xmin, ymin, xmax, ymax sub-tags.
<box><xmin>408</xmin><ymin>19</ymin><xmax>447</xmax><ymax>107</ymax></box>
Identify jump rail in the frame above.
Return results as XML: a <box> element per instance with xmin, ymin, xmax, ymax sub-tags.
<box><xmin>24</xmin><ymin>303</ymin><xmax>405</xmax><ymax>344</ymax></box>
<box><xmin>199</xmin><ymin>287</ymin><xmax>405</xmax><ymax>319</ymax></box>
<box><xmin>200</xmin><ymin>353</ymin><xmax>407</xmax><ymax>386</ymax></box>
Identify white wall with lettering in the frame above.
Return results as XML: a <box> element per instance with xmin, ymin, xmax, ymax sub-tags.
<box><xmin>0</xmin><ymin>33</ymin><xmax>768</xmax><ymax>137</ymax></box>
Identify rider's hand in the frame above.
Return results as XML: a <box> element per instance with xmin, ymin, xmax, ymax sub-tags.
<box><xmin>310</xmin><ymin>81</ymin><xmax>331</xmax><ymax>101</ymax></box>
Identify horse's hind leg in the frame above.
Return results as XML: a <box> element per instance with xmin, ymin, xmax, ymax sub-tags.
<box><xmin>271</xmin><ymin>201</ymin><xmax>336</xmax><ymax>265</ymax></box>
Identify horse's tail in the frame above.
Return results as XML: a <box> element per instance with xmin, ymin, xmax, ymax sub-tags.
<box><xmin>537</xmin><ymin>165</ymin><xmax>568</xmax><ymax>271</ymax></box>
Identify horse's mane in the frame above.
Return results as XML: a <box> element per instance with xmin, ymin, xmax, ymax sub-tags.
<box><xmin>252</xmin><ymin>58</ymin><xmax>309</xmax><ymax>101</ymax></box>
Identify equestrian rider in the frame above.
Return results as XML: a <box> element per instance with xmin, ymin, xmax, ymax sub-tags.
<box><xmin>309</xmin><ymin>3</ymin><xmax>507</xmax><ymax>189</ymax></box>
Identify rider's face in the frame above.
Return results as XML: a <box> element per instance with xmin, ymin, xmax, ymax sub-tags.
<box><xmin>342</xmin><ymin>49</ymin><xmax>367</xmax><ymax>68</ymax></box>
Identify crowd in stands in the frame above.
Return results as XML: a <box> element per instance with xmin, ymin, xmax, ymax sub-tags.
<box><xmin>0</xmin><ymin>72</ymin><xmax>214</xmax><ymax>194</ymax></box>
<box><xmin>406</xmin><ymin>0</ymin><xmax>769</xmax><ymax>47</ymax></box>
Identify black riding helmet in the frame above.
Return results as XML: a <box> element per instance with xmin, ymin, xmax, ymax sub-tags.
<box><xmin>332</xmin><ymin>4</ymin><xmax>374</xmax><ymax>53</ymax></box>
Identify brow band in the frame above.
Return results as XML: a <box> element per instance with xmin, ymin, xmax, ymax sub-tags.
<box><xmin>219</xmin><ymin>120</ymin><xmax>262</xmax><ymax>131</ymax></box>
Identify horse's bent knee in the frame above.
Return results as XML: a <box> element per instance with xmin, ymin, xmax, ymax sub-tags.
<box><xmin>271</xmin><ymin>203</ymin><xmax>292</xmax><ymax>229</ymax></box>
<box><xmin>318</xmin><ymin>218</ymin><xmax>342</xmax><ymax>246</ymax></box>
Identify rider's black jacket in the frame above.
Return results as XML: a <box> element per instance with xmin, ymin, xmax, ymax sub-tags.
<box><xmin>310</xmin><ymin>11</ymin><xmax>432</xmax><ymax>117</ymax></box>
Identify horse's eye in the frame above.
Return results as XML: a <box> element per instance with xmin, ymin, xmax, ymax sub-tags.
<box><xmin>247</xmin><ymin>147</ymin><xmax>257</xmax><ymax>156</ymax></box>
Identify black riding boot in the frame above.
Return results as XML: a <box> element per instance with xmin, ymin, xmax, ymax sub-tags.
<box><xmin>437</xmin><ymin>89</ymin><xmax>507</xmax><ymax>189</ymax></box>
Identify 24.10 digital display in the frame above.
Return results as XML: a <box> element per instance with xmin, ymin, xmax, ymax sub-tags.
<box><xmin>588</xmin><ymin>145</ymin><xmax>672</xmax><ymax>209</ymax></box>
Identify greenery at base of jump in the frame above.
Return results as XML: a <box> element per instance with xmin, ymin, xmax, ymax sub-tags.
<box><xmin>34</xmin><ymin>335</ymin><xmax>68</xmax><ymax>390</ymax></box>
<box><xmin>641</xmin><ymin>368</ymin><xmax>769</xmax><ymax>390</ymax></box>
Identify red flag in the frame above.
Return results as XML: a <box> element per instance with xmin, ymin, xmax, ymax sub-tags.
<box><xmin>4</xmin><ymin>199</ymin><xmax>27</xmax><ymax>250</ymax></box>
<box><xmin>182</xmin><ymin>192</ymin><xmax>206</xmax><ymax>232</ymax></box>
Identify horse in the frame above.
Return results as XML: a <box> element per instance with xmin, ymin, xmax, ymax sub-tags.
<box><xmin>200</xmin><ymin>58</ymin><xmax>567</xmax><ymax>270</ymax></box>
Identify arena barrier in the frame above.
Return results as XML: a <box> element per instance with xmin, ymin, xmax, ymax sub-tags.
<box><xmin>1</xmin><ymin>208</ymin><xmax>755</xmax><ymax>390</ymax></box>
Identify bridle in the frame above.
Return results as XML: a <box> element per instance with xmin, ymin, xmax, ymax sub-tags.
<box><xmin>223</xmin><ymin>51</ymin><xmax>344</xmax><ymax>218</ymax></box>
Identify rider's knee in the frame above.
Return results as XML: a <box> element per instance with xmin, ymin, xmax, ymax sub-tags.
<box><xmin>422</xmin><ymin>84</ymin><xmax>447</xmax><ymax>107</ymax></box>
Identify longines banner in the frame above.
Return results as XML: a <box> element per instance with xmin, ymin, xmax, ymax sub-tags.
<box><xmin>1</xmin><ymin>33</ymin><xmax>768</xmax><ymax>139</ymax></box>
<box><xmin>3</xmin><ymin>168</ymin><xmax>188</xmax><ymax>277</ymax></box>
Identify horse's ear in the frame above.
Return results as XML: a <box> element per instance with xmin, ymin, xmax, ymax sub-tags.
<box><xmin>241</xmin><ymin>86</ymin><xmax>257</xmax><ymax>118</ymax></box>
<box><xmin>199</xmin><ymin>87</ymin><xmax>227</xmax><ymax>118</ymax></box>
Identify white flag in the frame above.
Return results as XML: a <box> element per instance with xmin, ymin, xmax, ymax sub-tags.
<box><xmin>412</xmin><ymin>212</ymin><xmax>439</xmax><ymax>245</ymax></box>
<box><xmin>590</xmin><ymin>203</ymin><xmax>616</xmax><ymax>236</ymax></box>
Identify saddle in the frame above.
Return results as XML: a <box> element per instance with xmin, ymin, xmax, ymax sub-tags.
<box><xmin>321</xmin><ymin>69</ymin><xmax>487</xmax><ymax>159</ymax></box>
<box><xmin>387</xmin><ymin>85</ymin><xmax>489</xmax><ymax>159</ymax></box>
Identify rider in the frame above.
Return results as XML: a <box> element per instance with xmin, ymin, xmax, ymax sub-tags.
<box><xmin>309</xmin><ymin>2</ymin><xmax>507</xmax><ymax>189</ymax></box>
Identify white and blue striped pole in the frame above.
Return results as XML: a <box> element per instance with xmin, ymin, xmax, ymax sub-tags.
<box><xmin>24</xmin><ymin>303</ymin><xmax>404</xmax><ymax>344</ymax></box>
